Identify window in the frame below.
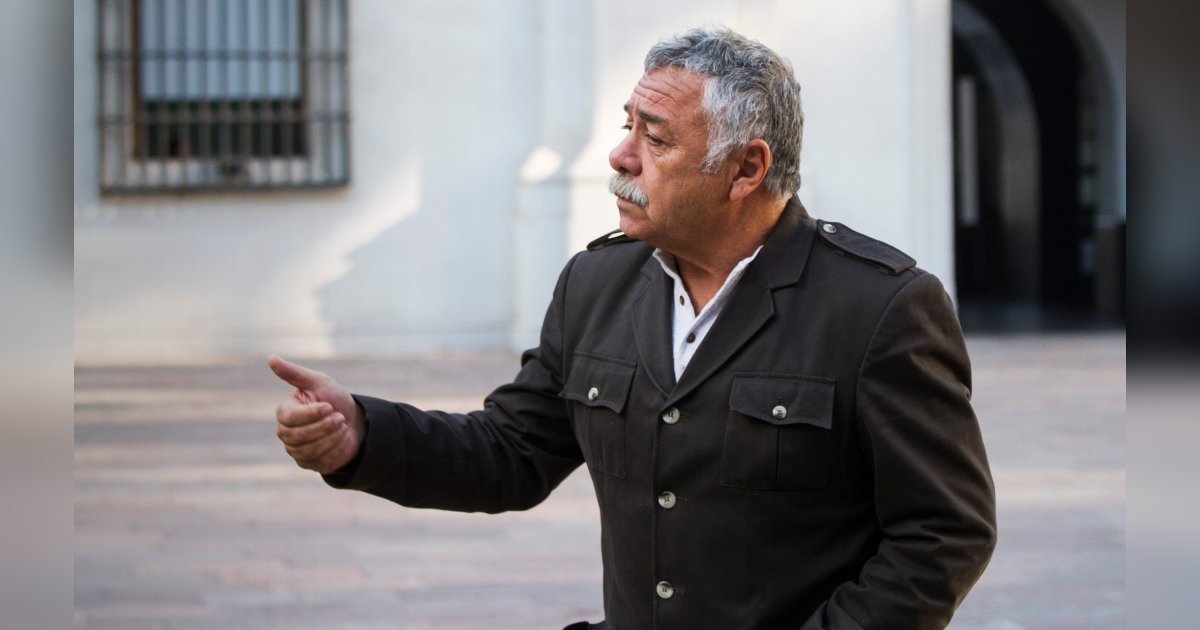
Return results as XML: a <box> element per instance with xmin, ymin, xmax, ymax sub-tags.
<box><xmin>97</xmin><ymin>0</ymin><xmax>349</xmax><ymax>191</ymax></box>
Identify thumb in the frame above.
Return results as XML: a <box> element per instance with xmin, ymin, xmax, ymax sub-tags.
<box><xmin>268</xmin><ymin>355</ymin><xmax>323</xmax><ymax>390</ymax></box>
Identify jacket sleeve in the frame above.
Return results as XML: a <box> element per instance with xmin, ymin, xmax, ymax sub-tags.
<box><xmin>802</xmin><ymin>271</ymin><xmax>997</xmax><ymax>630</ymax></box>
<box><xmin>321</xmin><ymin>255</ymin><xmax>586</xmax><ymax>513</ymax></box>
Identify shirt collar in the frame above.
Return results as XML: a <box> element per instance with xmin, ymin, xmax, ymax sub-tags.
<box><xmin>652</xmin><ymin>246</ymin><xmax>764</xmax><ymax>309</ymax></box>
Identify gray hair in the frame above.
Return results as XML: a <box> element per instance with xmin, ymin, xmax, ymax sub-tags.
<box><xmin>645</xmin><ymin>27</ymin><xmax>803</xmax><ymax>200</ymax></box>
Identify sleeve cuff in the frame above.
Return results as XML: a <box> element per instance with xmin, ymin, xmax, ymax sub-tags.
<box><xmin>321</xmin><ymin>394</ymin><xmax>407</xmax><ymax>492</ymax></box>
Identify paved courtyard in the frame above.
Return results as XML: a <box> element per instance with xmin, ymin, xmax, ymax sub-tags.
<box><xmin>74</xmin><ymin>333</ymin><xmax>1125</xmax><ymax>629</ymax></box>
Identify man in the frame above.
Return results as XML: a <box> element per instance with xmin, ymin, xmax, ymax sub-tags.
<box><xmin>270</xmin><ymin>27</ymin><xmax>996</xmax><ymax>630</ymax></box>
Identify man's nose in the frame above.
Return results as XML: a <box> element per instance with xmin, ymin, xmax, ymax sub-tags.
<box><xmin>608</xmin><ymin>132</ymin><xmax>640</xmax><ymax>175</ymax></box>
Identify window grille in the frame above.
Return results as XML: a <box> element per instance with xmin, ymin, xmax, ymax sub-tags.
<box><xmin>97</xmin><ymin>0</ymin><xmax>349</xmax><ymax>192</ymax></box>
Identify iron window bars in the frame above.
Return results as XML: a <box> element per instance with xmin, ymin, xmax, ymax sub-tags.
<box><xmin>98</xmin><ymin>0</ymin><xmax>349</xmax><ymax>192</ymax></box>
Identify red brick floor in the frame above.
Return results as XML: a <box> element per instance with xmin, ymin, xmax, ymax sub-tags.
<box><xmin>74</xmin><ymin>334</ymin><xmax>1125</xmax><ymax>629</ymax></box>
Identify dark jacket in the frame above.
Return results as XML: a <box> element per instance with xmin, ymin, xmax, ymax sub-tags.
<box><xmin>325</xmin><ymin>198</ymin><xmax>997</xmax><ymax>630</ymax></box>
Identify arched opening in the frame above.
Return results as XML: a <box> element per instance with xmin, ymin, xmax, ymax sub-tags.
<box><xmin>952</xmin><ymin>0</ymin><xmax>1119</xmax><ymax>330</ymax></box>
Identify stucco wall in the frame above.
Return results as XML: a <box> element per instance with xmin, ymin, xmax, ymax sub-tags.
<box><xmin>75</xmin><ymin>0</ymin><xmax>957</xmax><ymax>363</ymax></box>
<box><xmin>75</xmin><ymin>0</ymin><xmax>539</xmax><ymax>361</ymax></box>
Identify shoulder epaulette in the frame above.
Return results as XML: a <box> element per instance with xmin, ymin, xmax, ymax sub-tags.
<box><xmin>587</xmin><ymin>229</ymin><xmax>638</xmax><ymax>251</ymax></box>
<box><xmin>816</xmin><ymin>220</ymin><xmax>916</xmax><ymax>275</ymax></box>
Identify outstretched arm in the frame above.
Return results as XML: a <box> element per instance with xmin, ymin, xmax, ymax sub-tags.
<box><xmin>271</xmin><ymin>255</ymin><xmax>585</xmax><ymax>514</ymax></box>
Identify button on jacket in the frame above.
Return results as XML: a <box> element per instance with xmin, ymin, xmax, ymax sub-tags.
<box><xmin>325</xmin><ymin>198</ymin><xmax>997</xmax><ymax>630</ymax></box>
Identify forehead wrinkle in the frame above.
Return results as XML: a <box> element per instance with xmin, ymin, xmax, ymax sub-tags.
<box><xmin>632</xmin><ymin>71</ymin><xmax>705</xmax><ymax>127</ymax></box>
<box><xmin>632</xmin><ymin>82</ymin><xmax>686</xmax><ymax>113</ymax></box>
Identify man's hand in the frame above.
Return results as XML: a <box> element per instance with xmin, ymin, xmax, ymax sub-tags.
<box><xmin>268</xmin><ymin>356</ymin><xmax>366</xmax><ymax>474</ymax></box>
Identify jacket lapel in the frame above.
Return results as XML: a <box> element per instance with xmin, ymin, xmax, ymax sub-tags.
<box><xmin>630</xmin><ymin>256</ymin><xmax>676</xmax><ymax>397</ymax></box>
<box><xmin>664</xmin><ymin>198</ymin><xmax>816</xmax><ymax>407</ymax></box>
<box><xmin>665</xmin><ymin>264</ymin><xmax>774</xmax><ymax>407</ymax></box>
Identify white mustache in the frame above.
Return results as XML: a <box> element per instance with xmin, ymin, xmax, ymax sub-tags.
<box><xmin>608</xmin><ymin>173</ymin><xmax>648</xmax><ymax>206</ymax></box>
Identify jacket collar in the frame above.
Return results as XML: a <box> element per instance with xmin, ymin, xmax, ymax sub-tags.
<box><xmin>759</xmin><ymin>195</ymin><xmax>814</xmax><ymax>289</ymax></box>
<box><xmin>630</xmin><ymin>196</ymin><xmax>817</xmax><ymax>403</ymax></box>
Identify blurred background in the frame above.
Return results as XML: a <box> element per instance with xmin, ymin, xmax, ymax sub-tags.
<box><xmin>73</xmin><ymin>0</ymin><xmax>1126</xmax><ymax>361</ymax></box>
<box><xmin>16</xmin><ymin>0</ymin><xmax>1177</xmax><ymax>627</ymax></box>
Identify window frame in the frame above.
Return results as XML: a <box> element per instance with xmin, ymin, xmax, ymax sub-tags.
<box><xmin>97</xmin><ymin>0</ymin><xmax>350</xmax><ymax>193</ymax></box>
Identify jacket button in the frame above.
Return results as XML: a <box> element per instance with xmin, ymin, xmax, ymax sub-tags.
<box><xmin>656</xmin><ymin>581</ymin><xmax>675</xmax><ymax>599</ymax></box>
<box><xmin>772</xmin><ymin>405</ymin><xmax>787</xmax><ymax>419</ymax></box>
<box><xmin>661</xmin><ymin>407</ymin><xmax>680</xmax><ymax>424</ymax></box>
<box><xmin>658</xmin><ymin>491</ymin><xmax>676</xmax><ymax>509</ymax></box>
<box><xmin>587</xmin><ymin>387</ymin><xmax>599</xmax><ymax>401</ymax></box>
<box><xmin>823</xmin><ymin>223</ymin><xmax>837</xmax><ymax>233</ymax></box>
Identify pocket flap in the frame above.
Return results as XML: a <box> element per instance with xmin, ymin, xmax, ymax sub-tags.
<box><xmin>729</xmin><ymin>374</ymin><xmax>835</xmax><ymax>428</ymax></box>
<box><xmin>561</xmin><ymin>353</ymin><xmax>637</xmax><ymax>413</ymax></box>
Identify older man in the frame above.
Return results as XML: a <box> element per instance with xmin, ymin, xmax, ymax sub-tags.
<box><xmin>270</xmin><ymin>27</ymin><xmax>996</xmax><ymax>630</ymax></box>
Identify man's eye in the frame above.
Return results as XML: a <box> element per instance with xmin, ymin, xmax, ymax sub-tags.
<box><xmin>645</xmin><ymin>134</ymin><xmax>663</xmax><ymax>146</ymax></box>
<box><xmin>621</xmin><ymin>123</ymin><xmax>632</xmax><ymax>131</ymax></box>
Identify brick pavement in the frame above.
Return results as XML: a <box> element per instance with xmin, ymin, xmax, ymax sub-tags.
<box><xmin>74</xmin><ymin>334</ymin><xmax>1125</xmax><ymax>629</ymax></box>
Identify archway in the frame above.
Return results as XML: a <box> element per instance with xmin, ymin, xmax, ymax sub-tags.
<box><xmin>952</xmin><ymin>0</ymin><xmax>1117</xmax><ymax>330</ymax></box>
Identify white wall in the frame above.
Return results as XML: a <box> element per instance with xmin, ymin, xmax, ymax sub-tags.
<box><xmin>563</xmin><ymin>0</ymin><xmax>954</xmax><ymax>286</ymax></box>
<box><xmin>759</xmin><ymin>0</ymin><xmax>954</xmax><ymax>297</ymax></box>
<box><xmin>75</xmin><ymin>0</ymin><xmax>539</xmax><ymax>362</ymax></box>
<box><xmin>75</xmin><ymin>0</ymin><xmax>956</xmax><ymax>363</ymax></box>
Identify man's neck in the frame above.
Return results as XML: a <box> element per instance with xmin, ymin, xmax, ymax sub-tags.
<box><xmin>670</xmin><ymin>197</ymin><xmax>786</xmax><ymax>314</ymax></box>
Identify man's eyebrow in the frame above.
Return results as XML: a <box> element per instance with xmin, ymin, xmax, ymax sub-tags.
<box><xmin>636</xmin><ymin>107</ymin><xmax>667</xmax><ymax>125</ymax></box>
<box><xmin>622</xmin><ymin>101</ymin><xmax>667</xmax><ymax>126</ymax></box>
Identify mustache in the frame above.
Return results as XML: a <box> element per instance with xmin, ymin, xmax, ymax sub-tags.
<box><xmin>608</xmin><ymin>173</ymin><xmax>648</xmax><ymax>207</ymax></box>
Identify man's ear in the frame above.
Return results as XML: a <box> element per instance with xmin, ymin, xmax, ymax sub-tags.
<box><xmin>728</xmin><ymin>139</ymin><xmax>772</xmax><ymax>202</ymax></box>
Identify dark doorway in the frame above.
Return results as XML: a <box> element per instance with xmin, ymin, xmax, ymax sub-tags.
<box><xmin>952</xmin><ymin>0</ymin><xmax>1110</xmax><ymax>331</ymax></box>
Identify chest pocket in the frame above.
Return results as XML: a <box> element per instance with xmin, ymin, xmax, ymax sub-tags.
<box><xmin>720</xmin><ymin>374</ymin><xmax>835</xmax><ymax>490</ymax></box>
<box><xmin>560</xmin><ymin>353</ymin><xmax>636</xmax><ymax>479</ymax></box>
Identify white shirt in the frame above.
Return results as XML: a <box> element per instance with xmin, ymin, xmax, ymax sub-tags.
<box><xmin>652</xmin><ymin>246</ymin><xmax>764</xmax><ymax>381</ymax></box>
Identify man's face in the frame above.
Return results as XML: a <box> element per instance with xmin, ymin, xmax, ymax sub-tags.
<box><xmin>609</xmin><ymin>68</ymin><xmax>727</xmax><ymax>251</ymax></box>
